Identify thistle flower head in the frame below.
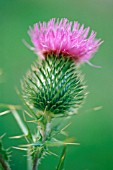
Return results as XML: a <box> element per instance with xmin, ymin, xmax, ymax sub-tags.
<box><xmin>28</xmin><ymin>18</ymin><xmax>103</xmax><ymax>63</ymax></box>
<box><xmin>21</xmin><ymin>18</ymin><xmax>103</xmax><ymax>117</ymax></box>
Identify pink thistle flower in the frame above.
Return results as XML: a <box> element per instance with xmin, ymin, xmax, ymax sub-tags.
<box><xmin>28</xmin><ymin>18</ymin><xmax>103</xmax><ymax>63</ymax></box>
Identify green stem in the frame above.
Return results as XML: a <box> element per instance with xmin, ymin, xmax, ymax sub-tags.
<box><xmin>11</xmin><ymin>109</ymin><xmax>31</xmax><ymax>169</ymax></box>
<box><xmin>32</xmin><ymin>121</ymin><xmax>51</xmax><ymax>170</ymax></box>
<box><xmin>32</xmin><ymin>152</ymin><xmax>39</xmax><ymax>170</ymax></box>
<box><xmin>0</xmin><ymin>154</ymin><xmax>11</xmax><ymax>170</ymax></box>
<box><xmin>27</xmin><ymin>151</ymin><xmax>32</xmax><ymax>170</ymax></box>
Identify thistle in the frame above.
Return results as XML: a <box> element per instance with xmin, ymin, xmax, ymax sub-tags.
<box><xmin>0</xmin><ymin>18</ymin><xmax>102</xmax><ymax>170</ymax></box>
<box><xmin>0</xmin><ymin>135</ymin><xmax>11</xmax><ymax>170</ymax></box>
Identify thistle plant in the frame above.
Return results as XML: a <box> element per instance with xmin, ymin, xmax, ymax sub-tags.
<box><xmin>0</xmin><ymin>18</ymin><xmax>103</xmax><ymax>170</ymax></box>
<box><xmin>0</xmin><ymin>135</ymin><xmax>11</xmax><ymax>170</ymax></box>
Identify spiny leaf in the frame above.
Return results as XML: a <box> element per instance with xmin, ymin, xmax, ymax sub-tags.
<box><xmin>45</xmin><ymin>138</ymin><xmax>79</xmax><ymax>147</ymax></box>
<box><xmin>10</xmin><ymin>109</ymin><xmax>29</xmax><ymax>136</ymax></box>
<box><xmin>51</xmin><ymin>122</ymin><xmax>71</xmax><ymax>137</ymax></box>
<box><xmin>9</xmin><ymin>135</ymin><xmax>25</xmax><ymax>139</ymax></box>
<box><xmin>0</xmin><ymin>110</ymin><xmax>10</xmax><ymax>116</ymax></box>
<box><xmin>0</xmin><ymin>104</ymin><xmax>21</xmax><ymax>110</ymax></box>
<box><xmin>12</xmin><ymin>146</ymin><xmax>28</xmax><ymax>151</ymax></box>
<box><xmin>46</xmin><ymin>150</ymin><xmax>58</xmax><ymax>157</ymax></box>
<box><xmin>56</xmin><ymin>146</ymin><xmax>67</xmax><ymax>170</ymax></box>
<box><xmin>0</xmin><ymin>135</ymin><xmax>11</xmax><ymax>164</ymax></box>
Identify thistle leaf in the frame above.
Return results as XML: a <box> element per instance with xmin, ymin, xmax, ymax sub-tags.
<box><xmin>12</xmin><ymin>146</ymin><xmax>28</xmax><ymax>151</ymax></box>
<box><xmin>10</xmin><ymin>109</ymin><xmax>28</xmax><ymax>136</ymax></box>
<box><xmin>0</xmin><ymin>110</ymin><xmax>10</xmax><ymax>116</ymax></box>
<box><xmin>45</xmin><ymin>138</ymin><xmax>79</xmax><ymax>147</ymax></box>
<box><xmin>0</xmin><ymin>135</ymin><xmax>11</xmax><ymax>170</ymax></box>
<box><xmin>56</xmin><ymin>146</ymin><xmax>67</xmax><ymax>170</ymax></box>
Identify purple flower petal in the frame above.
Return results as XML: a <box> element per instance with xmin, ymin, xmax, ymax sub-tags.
<box><xmin>28</xmin><ymin>18</ymin><xmax>103</xmax><ymax>63</ymax></box>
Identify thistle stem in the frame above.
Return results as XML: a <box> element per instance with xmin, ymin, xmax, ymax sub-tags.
<box><xmin>0</xmin><ymin>154</ymin><xmax>11</xmax><ymax>170</ymax></box>
<box><xmin>11</xmin><ymin>109</ymin><xmax>31</xmax><ymax>169</ymax></box>
<box><xmin>32</xmin><ymin>152</ymin><xmax>39</xmax><ymax>170</ymax></box>
<box><xmin>32</xmin><ymin>121</ymin><xmax>51</xmax><ymax>170</ymax></box>
<box><xmin>32</xmin><ymin>146</ymin><xmax>44</xmax><ymax>170</ymax></box>
<box><xmin>27</xmin><ymin>151</ymin><xmax>32</xmax><ymax>170</ymax></box>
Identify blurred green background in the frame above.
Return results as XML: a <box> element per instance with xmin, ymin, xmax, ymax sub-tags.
<box><xmin>0</xmin><ymin>0</ymin><xmax>113</xmax><ymax>169</ymax></box>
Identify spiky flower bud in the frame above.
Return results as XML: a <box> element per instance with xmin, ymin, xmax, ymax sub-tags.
<box><xmin>22</xmin><ymin>54</ymin><xmax>85</xmax><ymax>116</ymax></box>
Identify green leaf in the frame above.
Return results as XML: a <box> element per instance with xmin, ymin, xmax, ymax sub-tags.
<box><xmin>0</xmin><ymin>110</ymin><xmax>10</xmax><ymax>116</ymax></box>
<box><xmin>45</xmin><ymin>138</ymin><xmax>79</xmax><ymax>147</ymax></box>
<box><xmin>0</xmin><ymin>104</ymin><xmax>21</xmax><ymax>110</ymax></box>
<box><xmin>0</xmin><ymin>135</ymin><xmax>11</xmax><ymax>170</ymax></box>
<box><xmin>10</xmin><ymin>109</ymin><xmax>28</xmax><ymax>136</ymax></box>
<box><xmin>56</xmin><ymin>146</ymin><xmax>67</xmax><ymax>170</ymax></box>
